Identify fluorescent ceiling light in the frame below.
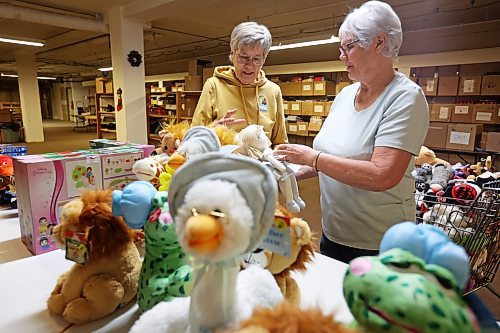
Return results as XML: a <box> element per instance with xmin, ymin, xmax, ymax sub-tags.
<box><xmin>98</xmin><ymin>67</ymin><xmax>113</xmax><ymax>72</ymax></box>
<box><xmin>270</xmin><ymin>35</ymin><xmax>340</xmax><ymax>51</ymax></box>
<box><xmin>1</xmin><ymin>73</ymin><xmax>56</xmax><ymax>80</ymax></box>
<box><xmin>0</xmin><ymin>35</ymin><xmax>45</xmax><ymax>47</ymax></box>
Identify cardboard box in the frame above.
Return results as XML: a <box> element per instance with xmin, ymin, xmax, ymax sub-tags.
<box><xmin>312</xmin><ymin>102</ymin><xmax>325</xmax><ymax>116</ymax></box>
<box><xmin>0</xmin><ymin>110</ymin><xmax>11</xmax><ymax>122</ymax></box>
<box><xmin>323</xmin><ymin>101</ymin><xmax>333</xmax><ymax>117</ymax></box>
<box><xmin>480</xmin><ymin>132</ymin><xmax>500</xmax><ymax>152</ymax></box>
<box><xmin>289</xmin><ymin>101</ymin><xmax>301</xmax><ymax>116</ymax></box>
<box><xmin>13</xmin><ymin>147</ymin><xmax>144</xmax><ymax>255</ymax></box>
<box><xmin>301</xmin><ymin>101</ymin><xmax>314</xmax><ymax>116</ymax></box>
<box><xmin>181</xmin><ymin>96</ymin><xmax>199</xmax><ymax>117</ymax></box>
<box><xmin>481</xmin><ymin>75</ymin><xmax>500</xmax><ymax>95</ymax></box>
<box><xmin>287</xmin><ymin>122</ymin><xmax>298</xmax><ymax>134</ymax></box>
<box><xmin>308</xmin><ymin>116</ymin><xmax>323</xmax><ymax>132</ymax></box>
<box><xmin>301</xmin><ymin>82</ymin><xmax>313</xmax><ymax>96</ymax></box>
<box><xmin>313</xmin><ymin>81</ymin><xmax>336</xmax><ymax>96</ymax></box>
<box><xmin>280</xmin><ymin>82</ymin><xmax>302</xmax><ymax>96</ymax></box>
<box><xmin>458</xmin><ymin>76</ymin><xmax>482</xmax><ymax>96</ymax></box>
<box><xmin>336</xmin><ymin>82</ymin><xmax>350</xmax><ymax>95</ymax></box>
<box><xmin>424</xmin><ymin>122</ymin><xmax>448</xmax><ymax>149</ymax></box>
<box><xmin>445</xmin><ymin>124</ymin><xmax>483</xmax><ymax>151</ymax></box>
<box><xmin>184</xmin><ymin>75</ymin><xmax>203</xmax><ymax>91</ymax></box>
<box><xmin>418</xmin><ymin>77</ymin><xmax>438</xmax><ymax>96</ymax></box>
<box><xmin>202</xmin><ymin>67</ymin><xmax>214</xmax><ymax>84</ymax></box>
<box><xmin>473</xmin><ymin>104</ymin><xmax>497</xmax><ymax>124</ymax></box>
<box><xmin>437</xmin><ymin>77</ymin><xmax>459</xmax><ymax>96</ymax></box>
<box><xmin>282</xmin><ymin>101</ymin><xmax>290</xmax><ymax>115</ymax></box>
<box><xmin>96</xmin><ymin>78</ymin><xmax>112</xmax><ymax>94</ymax></box>
<box><xmin>296</xmin><ymin>121</ymin><xmax>309</xmax><ymax>136</ymax></box>
<box><xmin>188</xmin><ymin>59</ymin><xmax>213</xmax><ymax>76</ymax></box>
<box><xmin>430</xmin><ymin>104</ymin><xmax>453</xmax><ymax>122</ymax></box>
<box><xmin>450</xmin><ymin>104</ymin><xmax>473</xmax><ymax>123</ymax></box>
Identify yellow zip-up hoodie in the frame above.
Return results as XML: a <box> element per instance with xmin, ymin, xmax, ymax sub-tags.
<box><xmin>192</xmin><ymin>66</ymin><xmax>288</xmax><ymax>145</ymax></box>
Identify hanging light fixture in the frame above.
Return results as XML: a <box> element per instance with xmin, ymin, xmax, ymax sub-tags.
<box><xmin>270</xmin><ymin>35</ymin><xmax>340</xmax><ymax>51</ymax></box>
<box><xmin>0</xmin><ymin>34</ymin><xmax>45</xmax><ymax>47</ymax></box>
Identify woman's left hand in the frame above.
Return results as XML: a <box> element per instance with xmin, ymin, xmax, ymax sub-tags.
<box><xmin>274</xmin><ymin>144</ymin><xmax>318</xmax><ymax>167</ymax></box>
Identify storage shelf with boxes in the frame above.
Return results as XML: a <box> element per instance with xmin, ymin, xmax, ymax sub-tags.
<box><xmin>413</xmin><ymin>62</ymin><xmax>500</xmax><ymax>165</ymax></box>
<box><xmin>271</xmin><ymin>72</ymin><xmax>351</xmax><ymax>146</ymax></box>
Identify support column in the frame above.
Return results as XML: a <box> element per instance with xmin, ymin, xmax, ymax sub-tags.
<box><xmin>16</xmin><ymin>51</ymin><xmax>44</xmax><ymax>142</ymax></box>
<box><xmin>108</xmin><ymin>7</ymin><xmax>147</xmax><ymax>144</ymax></box>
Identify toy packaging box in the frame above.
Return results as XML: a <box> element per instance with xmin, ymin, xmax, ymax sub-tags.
<box><xmin>13</xmin><ymin>147</ymin><xmax>144</xmax><ymax>255</ymax></box>
<box><xmin>89</xmin><ymin>138</ymin><xmax>156</xmax><ymax>156</ymax></box>
<box><xmin>0</xmin><ymin>144</ymin><xmax>27</xmax><ymax>157</ymax></box>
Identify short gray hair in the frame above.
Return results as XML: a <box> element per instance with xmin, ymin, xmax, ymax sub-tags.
<box><xmin>230</xmin><ymin>21</ymin><xmax>272</xmax><ymax>58</ymax></box>
<box><xmin>339</xmin><ymin>1</ymin><xmax>402</xmax><ymax>58</ymax></box>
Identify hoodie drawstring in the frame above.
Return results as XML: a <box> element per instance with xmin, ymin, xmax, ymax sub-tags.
<box><xmin>239</xmin><ymin>85</ymin><xmax>259</xmax><ymax>126</ymax></box>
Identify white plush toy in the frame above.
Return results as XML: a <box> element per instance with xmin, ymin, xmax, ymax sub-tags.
<box><xmin>129</xmin><ymin>153</ymin><xmax>283</xmax><ymax>333</ymax></box>
<box><xmin>234</xmin><ymin>124</ymin><xmax>305</xmax><ymax>213</ymax></box>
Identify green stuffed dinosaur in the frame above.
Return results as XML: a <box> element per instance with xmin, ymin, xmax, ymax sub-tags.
<box><xmin>343</xmin><ymin>222</ymin><xmax>480</xmax><ymax>333</ymax></box>
<box><xmin>112</xmin><ymin>181</ymin><xmax>193</xmax><ymax>313</ymax></box>
<box><xmin>138</xmin><ymin>191</ymin><xmax>193</xmax><ymax>313</ymax></box>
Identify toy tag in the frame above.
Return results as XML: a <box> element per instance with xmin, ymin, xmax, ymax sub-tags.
<box><xmin>65</xmin><ymin>230</ymin><xmax>89</xmax><ymax>265</ymax></box>
<box><xmin>259</xmin><ymin>210</ymin><xmax>291</xmax><ymax>257</ymax></box>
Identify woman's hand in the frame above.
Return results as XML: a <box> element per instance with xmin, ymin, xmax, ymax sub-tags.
<box><xmin>274</xmin><ymin>144</ymin><xmax>318</xmax><ymax>167</ymax></box>
<box><xmin>210</xmin><ymin>109</ymin><xmax>246</xmax><ymax>127</ymax></box>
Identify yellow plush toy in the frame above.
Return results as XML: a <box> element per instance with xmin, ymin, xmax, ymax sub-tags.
<box><xmin>47</xmin><ymin>190</ymin><xmax>142</xmax><ymax>324</ymax></box>
<box><xmin>264</xmin><ymin>216</ymin><xmax>315</xmax><ymax>305</ymax></box>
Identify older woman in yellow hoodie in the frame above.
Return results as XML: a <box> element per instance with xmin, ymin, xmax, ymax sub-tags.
<box><xmin>192</xmin><ymin>21</ymin><xmax>288</xmax><ymax>145</ymax></box>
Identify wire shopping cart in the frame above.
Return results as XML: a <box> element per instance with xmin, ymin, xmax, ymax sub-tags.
<box><xmin>415</xmin><ymin>180</ymin><xmax>500</xmax><ymax>295</ymax></box>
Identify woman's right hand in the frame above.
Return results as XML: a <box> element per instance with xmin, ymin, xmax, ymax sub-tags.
<box><xmin>211</xmin><ymin>109</ymin><xmax>246</xmax><ymax>127</ymax></box>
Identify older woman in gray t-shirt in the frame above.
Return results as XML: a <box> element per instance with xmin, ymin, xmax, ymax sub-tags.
<box><xmin>274</xmin><ymin>0</ymin><xmax>429</xmax><ymax>264</ymax></box>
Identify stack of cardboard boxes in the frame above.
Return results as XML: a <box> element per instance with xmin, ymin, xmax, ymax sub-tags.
<box><xmin>422</xmin><ymin>74</ymin><xmax>500</xmax><ymax>152</ymax></box>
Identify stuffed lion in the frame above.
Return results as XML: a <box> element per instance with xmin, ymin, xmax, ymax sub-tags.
<box><xmin>47</xmin><ymin>190</ymin><xmax>142</xmax><ymax>324</ymax></box>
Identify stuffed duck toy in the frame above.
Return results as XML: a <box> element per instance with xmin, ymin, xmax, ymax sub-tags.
<box><xmin>130</xmin><ymin>152</ymin><xmax>284</xmax><ymax>333</ymax></box>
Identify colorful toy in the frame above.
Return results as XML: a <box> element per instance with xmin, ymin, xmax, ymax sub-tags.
<box><xmin>234</xmin><ymin>124</ymin><xmax>305</xmax><ymax>213</ymax></box>
<box><xmin>130</xmin><ymin>153</ymin><xmax>283</xmax><ymax>333</ymax></box>
<box><xmin>112</xmin><ymin>181</ymin><xmax>193</xmax><ymax>313</ymax></box>
<box><xmin>155</xmin><ymin>120</ymin><xmax>190</xmax><ymax>155</ymax></box>
<box><xmin>343</xmin><ymin>222</ymin><xmax>479</xmax><ymax>333</ymax></box>
<box><xmin>47</xmin><ymin>189</ymin><xmax>141</xmax><ymax>324</ymax></box>
<box><xmin>263</xmin><ymin>216</ymin><xmax>315</xmax><ymax>305</ymax></box>
<box><xmin>132</xmin><ymin>155</ymin><xmax>168</xmax><ymax>188</ymax></box>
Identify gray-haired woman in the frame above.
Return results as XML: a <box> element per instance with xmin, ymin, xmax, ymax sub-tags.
<box><xmin>192</xmin><ymin>21</ymin><xmax>288</xmax><ymax>145</ymax></box>
<box><xmin>274</xmin><ymin>0</ymin><xmax>429</xmax><ymax>263</ymax></box>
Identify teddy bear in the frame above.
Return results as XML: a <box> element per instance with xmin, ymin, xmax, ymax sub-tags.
<box><xmin>415</xmin><ymin>146</ymin><xmax>449</xmax><ymax>167</ymax></box>
<box><xmin>234</xmin><ymin>124</ymin><xmax>305</xmax><ymax>213</ymax></box>
<box><xmin>262</xmin><ymin>216</ymin><xmax>315</xmax><ymax>305</ymax></box>
<box><xmin>47</xmin><ymin>189</ymin><xmax>142</xmax><ymax>324</ymax></box>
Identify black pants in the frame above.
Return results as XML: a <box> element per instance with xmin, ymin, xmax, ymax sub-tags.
<box><xmin>320</xmin><ymin>233</ymin><xmax>378</xmax><ymax>264</ymax></box>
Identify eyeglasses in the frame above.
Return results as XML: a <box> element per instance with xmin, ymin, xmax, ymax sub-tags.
<box><xmin>234</xmin><ymin>53</ymin><xmax>265</xmax><ymax>66</ymax></box>
<box><xmin>339</xmin><ymin>39</ymin><xmax>360</xmax><ymax>56</ymax></box>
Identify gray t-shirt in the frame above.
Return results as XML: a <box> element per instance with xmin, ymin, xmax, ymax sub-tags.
<box><xmin>313</xmin><ymin>72</ymin><xmax>429</xmax><ymax>250</ymax></box>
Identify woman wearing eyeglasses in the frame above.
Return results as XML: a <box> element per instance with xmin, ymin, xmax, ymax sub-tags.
<box><xmin>192</xmin><ymin>21</ymin><xmax>288</xmax><ymax>145</ymax></box>
<box><xmin>274</xmin><ymin>1</ymin><xmax>429</xmax><ymax>264</ymax></box>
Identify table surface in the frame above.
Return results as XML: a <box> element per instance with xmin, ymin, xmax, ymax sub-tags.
<box><xmin>0</xmin><ymin>207</ymin><xmax>353</xmax><ymax>333</ymax></box>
